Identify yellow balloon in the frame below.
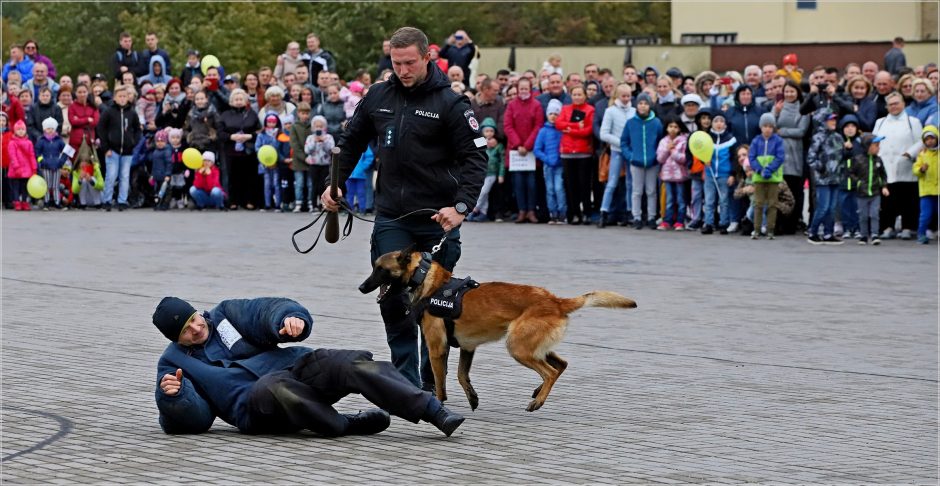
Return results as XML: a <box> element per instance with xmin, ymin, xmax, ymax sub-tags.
<box><xmin>201</xmin><ymin>55</ymin><xmax>220</xmax><ymax>75</ymax></box>
<box><xmin>182</xmin><ymin>148</ymin><xmax>203</xmax><ymax>170</ymax></box>
<box><xmin>689</xmin><ymin>131</ymin><xmax>715</xmax><ymax>163</ymax></box>
<box><xmin>258</xmin><ymin>145</ymin><xmax>278</xmax><ymax>167</ymax></box>
<box><xmin>27</xmin><ymin>174</ymin><xmax>47</xmax><ymax>199</ymax></box>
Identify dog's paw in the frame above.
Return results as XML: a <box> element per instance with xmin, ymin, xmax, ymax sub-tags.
<box><xmin>532</xmin><ymin>384</ymin><xmax>543</xmax><ymax>398</ymax></box>
<box><xmin>526</xmin><ymin>399</ymin><xmax>544</xmax><ymax>412</ymax></box>
<box><xmin>468</xmin><ymin>392</ymin><xmax>479</xmax><ymax>411</ymax></box>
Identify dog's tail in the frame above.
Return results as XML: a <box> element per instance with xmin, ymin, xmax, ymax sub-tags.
<box><xmin>561</xmin><ymin>291</ymin><xmax>637</xmax><ymax>314</ymax></box>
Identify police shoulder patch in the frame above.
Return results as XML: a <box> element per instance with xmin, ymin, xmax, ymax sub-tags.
<box><xmin>463</xmin><ymin>109</ymin><xmax>480</xmax><ymax>132</ymax></box>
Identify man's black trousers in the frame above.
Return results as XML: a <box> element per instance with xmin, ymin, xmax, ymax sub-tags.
<box><xmin>245</xmin><ymin>349</ymin><xmax>433</xmax><ymax>436</ymax></box>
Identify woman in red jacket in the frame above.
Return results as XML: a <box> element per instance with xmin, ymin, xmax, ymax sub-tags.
<box><xmin>67</xmin><ymin>83</ymin><xmax>99</xmax><ymax>158</ymax></box>
<box><xmin>503</xmin><ymin>78</ymin><xmax>545</xmax><ymax>223</ymax></box>
<box><xmin>555</xmin><ymin>85</ymin><xmax>594</xmax><ymax>224</ymax></box>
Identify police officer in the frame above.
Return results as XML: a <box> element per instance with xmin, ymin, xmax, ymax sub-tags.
<box><xmin>321</xmin><ymin>27</ymin><xmax>487</xmax><ymax>391</ymax></box>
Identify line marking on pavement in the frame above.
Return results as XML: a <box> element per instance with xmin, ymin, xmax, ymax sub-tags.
<box><xmin>1</xmin><ymin>407</ymin><xmax>73</xmax><ymax>462</ymax></box>
<box><xmin>566</xmin><ymin>341</ymin><xmax>938</xmax><ymax>383</ymax></box>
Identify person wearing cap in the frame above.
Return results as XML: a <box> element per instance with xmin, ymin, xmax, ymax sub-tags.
<box><xmin>7</xmin><ymin>119</ymin><xmax>37</xmax><ymax>210</ymax></box>
<box><xmin>665</xmin><ymin>68</ymin><xmax>683</xmax><ymax>89</ymax></box>
<box><xmin>534</xmin><ymin>97</ymin><xmax>566</xmax><ymax>224</ymax></box>
<box><xmin>849</xmin><ymin>134</ymin><xmax>890</xmax><ymax>244</ymax></box>
<box><xmin>34</xmin><ymin>117</ymin><xmax>68</xmax><ymax>209</ymax></box>
<box><xmin>180</xmin><ymin>50</ymin><xmax>201</xmax><ymax>87</ymax></box>
<box><xmin>913</xmin><ymin>126</ymin><xmax>939</xmax><ymax>244</ymax></box>
<box><xmin>148</xmin><ymin>129</ymin><xmax>173</xmax><ymax>210</ymax></box>
<box><xmin>188</xmin><ymin>151</ymin><xmax>225</xmax><ymax>210</ymax></box>
<box><xmin>428</xmin><ymin>44</ymin><xmax>448</xmax><ymax>73</ymax></box>
<box><xmin>806</xmin><ymin>113</ymin><xmax>846</xmax><ymax>244</ymax></box>
<box><xmin>776</xmin><ymin>53</ymin><xmax>802</xmax><ymax>84</ymax></box>
<box><xmin>748</xmin><ymin>112</ymin><xmax>786</xmax><ymax>239</ymax></box>
<box><xmin>321</xmin><ymin>27</ymin><xmax>485</xmax><ymax>391</ymax></box>
<box><xmin>679</xmin><ymin>93</ymin><xmax>703</xmax><ymax>133</ymax></box>
<box><xmin>152</xmin><ymin>296</ymin><xmax>465</xmax><ymax>437</ymax></box>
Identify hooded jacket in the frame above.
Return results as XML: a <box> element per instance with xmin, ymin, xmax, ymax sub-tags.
<box><xmin>775</xmin><ymin>100</ymin><xmax>809</xmax><ymax>177</ymax></box>
<box><xmin>154</xmin><ymin>298</ymin><xmax>313</xmax><ymax>434</ymax></box>
<box><xmin>849</xmin><ymin>143</ymin><xmax>888</xmax><ymax>197</ymax></box>
<box><xmin>706</xmin><ymin>127</ymin><xmax>737</xmax><ymax>178</ymax></box>
<box><xmin>620</xmin><ymin>109</ymin><xmax>663</xmax><ymax>168</ymax></box>
<box><xmin>7</xmin><ymin>132</ymin><xmax>37</xmax><ymax>179</ymax></box>
<box><xmin>335</xmin><ymin>61</ymin><xmax>486</xmax><ymax>217</ymax></box>
<box><xmin>533</xmin><ymin>121</ymin><xmax>562</xmax><ymax>168</ymax></box>
<box><xmin>726</xmin><ymin>85</ymin><xmax>763</xmax><ymax>151</ymax></box>
<box><xmin>807</xmin><ymin>125</ymin><xmax>845</xmax><ymax>185</ymax></box>
<box><xmin>838</xmin><ymin>115</ymin><xmax>865</xmax><ymax>191</ymax></box>
<box><xmin>139</xmin><ymin>56</ymin><xmax>170</xmax><ymax>86</ymax></box>
<box><xmin>139</xmin><ymin>48</ymin><xmax>172</xmax><ymax>78</ymax></box>
<box><xmin>748</xmin><ymin>132</ymin><xmax>786</xmax><ymax>183</ymax></box>
<box><xmin>907</xmin><ymin>97</ymin><xmax>939</xmax><ymax>127</ymax></box>
<box><xmin>504</xmin><ymin>95</ymin><xmax>544</xmax><ymax>152</ymax></box>
<box><xmin>913</xmin><ymin>126</ymin><xmax>939</xmax><ymax>197</ymax></box>
<box><xmin>97</xmin><ymin>100</ymin><xmax>142</xmax><ymax>155</ymax></box>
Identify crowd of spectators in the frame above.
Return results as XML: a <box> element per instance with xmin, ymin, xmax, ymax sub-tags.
<box><xmin>2</xmin><ymin>31</ymin><xmax>937</xmax><ymax>244</ymax></box>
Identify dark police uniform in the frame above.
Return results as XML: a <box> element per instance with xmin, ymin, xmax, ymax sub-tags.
<box><xmin>335</xmin><ymin>62</ymin><xmax>487</xmax><ymax>389</ymax></box>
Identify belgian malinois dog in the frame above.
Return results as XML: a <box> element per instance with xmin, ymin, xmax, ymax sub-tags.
<box><xmin>359</xmin><ymin>246</ymin><xmax>637</xmax><ymax>412</ymax></box>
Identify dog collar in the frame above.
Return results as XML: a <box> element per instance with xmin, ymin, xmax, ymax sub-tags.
<box><xmin>407</xmin><ymin>252</ymin><xmax>434</xmax><ymax>290</ymax></box>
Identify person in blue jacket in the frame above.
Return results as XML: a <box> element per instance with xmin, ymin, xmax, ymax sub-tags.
<box><xmin>748</xmin><ymin>113</ymin><xmax>787</xmax><ymax>239</ymax></box>
<box><xmin>153</xmin><ymin>296</ymin><xmax>465</xmax><ymax>437</ymax></box>
<box><xmin>620</xmin><ymin>93</ymin><xmax>664</xmax><ymax>229</ymax></box>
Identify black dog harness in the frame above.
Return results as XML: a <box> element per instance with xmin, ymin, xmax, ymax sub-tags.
<box><xmin>408</xmin><ymin>253</ymin><xmax>479</xmax><ymax>348</ymax></box>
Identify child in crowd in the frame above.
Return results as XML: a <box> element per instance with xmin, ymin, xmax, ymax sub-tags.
<box><xmin>1</xmin><ymin>112</ymin><xmax>11</xmax><ymax>209</ymax></box>
<box><xmin>656</xmin><ymin>118</ymin><xmax>689</xmax><ymax>230</ymax></box>
<box><xmin>7</xmin><ymin>120</ymin><xmax>37</xmax><ymax>210</ymax></box>
<box><xmin>621</xmin><ymin>93</ymin><xmax>663</xmax><ymax>229</ymax></box>
<box><xmin>166</xmin><ymin>128</ymin><xmax>189</xmax><ymax>209</ymax></box>
<box><xmin>534</xmin><ymin>99</ymin><xmax>566</xmax><ymax>224</ymax></box>
<box><xmin>686</xmin><ymin>109</ymin><xmax>713</xmax><ymax>229</ymax></box>
<box><xmin>255</xmin><ymin>113</ymin><xmax>289</xmax><ymax>212</ymax></box>
<box><xmin>807</xmin><ymin>114</ymin><xmax>845</xmax><ymax>244</ymax></box>
<box><xmin>289</xmin><ymin>102</ymin><xmax>313</xmax><ymax>212</ymax></box>
<box><xmin>278</xmin><ymin>114</ymin><xmax>295</xmax><ymax>211</ymax></box>
<box><xmin>71</xmin><ymin>153</ymin><xmax>104</xmax><ymax>209</ymax></box>
<box><xmin>542</xmin><ymin>53</ymin><xmax>563</xmax><ymax>76</ymax></box>
<box><xmin>913</xmin><ymin>126</ymin><xmax>939</xmax><ymax>244</ymax></box>
<box><xmin>344</xmin><ymin>81</ymin><xmax>364</xmax><ymax>119</ymax></box>
<box><xmin>345</xmin><ymin>145</ymin><xmax>374</xmax><ymax>214</ymax></box>
<box><xmin>467</xmin><ymin>117</ymin><xmax>504</xmax><ymax>222</ymax></box>
<box><xmin>137</xmin><ymin>85</ymin><xmax>158</xmax><ymax>134</ymax></box>
<box><xmin>303</xmin><ymin>115</ymin><xmax>334</xmax><ymax>211</ymax></box>
<box><xmin>149</xmin><ymin>129</ymin><xmax>173</xmax><ymax>211</ymax></box>
<box><xmin>34</xmin><ymin>117</ymin><xmax>69</xmax><ymax>210</ymax></box>
<box><xmin>838</xmin><ymin>115</ymin><xmax>864</xmax><ymax>240</ymax></box>
<box><xmin>189</xmin><ymin>151</ymin><xmax>225</xmax><ymax>210</ymax></box>
<box><xmin>701</xmin><ymin>112</ymin><xmax>736</xmax><ymax>234</ymax></box>
<box><xmin>850</xmin><ymin>134</ymin><xmax>889</xmax><ymax>245</ymax></box>
<box><xmin>748</xmin><ymin>113</ymin><xmax>785</xmax><ymax>240</ymax></box>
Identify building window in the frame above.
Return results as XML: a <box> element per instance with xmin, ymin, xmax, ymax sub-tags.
<box><xmin>797</xmin><ymin>0</ymin><xmax>816</xmax><ymax>9</ymax></box>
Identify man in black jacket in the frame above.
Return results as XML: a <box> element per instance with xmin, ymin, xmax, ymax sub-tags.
<box><xmin>321</xmin><ymin>26</ymin><xmax>486</xmax><ymax>391</ymax></box>
<box><xmin>110</xmin><ymin>32</ymin><xmax>141</xmax><ymax>83</ymax></box>
<box><xmin>96</xmin><ymin>85</ymin><xmax>141</xmax><ymax>211</ymax></box>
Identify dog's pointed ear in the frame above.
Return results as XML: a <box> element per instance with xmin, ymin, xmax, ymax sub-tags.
<box><xmin>398</xmin><ymin>244</ymin><xmax>416</xmax><ymax>264</ymax></box>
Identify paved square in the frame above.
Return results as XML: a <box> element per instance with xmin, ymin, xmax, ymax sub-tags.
<box><xmin>2</xmin><ymin>211</ymin><xmax>937</xmax><ymax>483</ymax></box>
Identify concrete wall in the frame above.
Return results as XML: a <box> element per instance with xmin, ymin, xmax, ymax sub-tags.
<box><xmin>672</xmin><ymin>1</ymin><xmax>925</xmax><ymax>44</ymax></box>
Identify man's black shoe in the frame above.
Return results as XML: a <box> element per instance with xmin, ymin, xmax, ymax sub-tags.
<box><xmin>701</xmin><ymin>224</ymin><xmax>714</xmax><ymax>235</ymax></box>
<box><xmin>597</xmin><ymin>211</ymin><xmax>608</xmax><ymax>228</ymax></box>
<box><xmin>427</xmin><ymin>405</ymin><xmax>465</xmax><ymax>437</ymax></box>
<box><xmin>344</xmin><ymin>409</ymin><xmax>391</xmax><ymax>435</ymax></box>
<box><xmin>633</xmin><ymin>219</ymin><xmax>644</xmax><ymax>230</ymax></box>
<box><xmin>105</xmin><ymin>203</ymin><xmax>112</xmax><ymax>212</ymax></box>
<box><xmin>118</xmin><ymin>203</ymin><xmax>128</xmax><ymax>212</ymax></box>
<box><xmin>647</xmin><ymin>219</ymin><xmax>657</xmax><ymax>230</ymax></box>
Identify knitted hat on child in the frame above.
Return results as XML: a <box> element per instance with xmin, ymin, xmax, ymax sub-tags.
<box><xmin>546</xmin><ymin>99</ymin><xmax>563</xmax><ymax>115</ymax></box>
<box><xmin>759</xmin><ymin>112</ymin><xmax>776</xmax><ymax>127</ymax></box>
<box><xmin>202</xmin><ymin>151</ymin><xmax>216</xmax><ymax>163</ymax></box>
<box><xmin>42</xmin><ymin>117</ymin><xmax>58</xmax><ymax>131</ymax></box>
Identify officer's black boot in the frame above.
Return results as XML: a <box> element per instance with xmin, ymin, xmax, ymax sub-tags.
<box><xmin>344</xmin><ymin>409</ymin><xmax>391</xmax><ymax>435</ymax></box>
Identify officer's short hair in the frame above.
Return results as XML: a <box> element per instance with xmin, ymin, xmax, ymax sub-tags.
<box><xmin>390</xmin><ymin>27</ymin><xmax>429</xmax><ymax>57</ymax></box>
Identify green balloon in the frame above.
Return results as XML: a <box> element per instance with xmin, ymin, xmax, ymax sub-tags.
<box><xmin>258</xmin><ymin>145</ymin><xmax>278</xmax><ymax>167</ymax></box>
<box><xmin>27</xmin><ymin>175</ymin><xmax>47</xmax><ymax>199</ymax></box>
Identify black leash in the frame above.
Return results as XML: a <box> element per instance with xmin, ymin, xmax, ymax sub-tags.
<box><xmin>291</xmin><ymin>199</ymin><xmax>444</xmax><ymax>254</ymax></box>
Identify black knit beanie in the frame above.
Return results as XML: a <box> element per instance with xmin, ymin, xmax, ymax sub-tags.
<box><xmin>152</xmin><ymin>297</ymin><xmax>197</xmax><ymax>342</ymax></box>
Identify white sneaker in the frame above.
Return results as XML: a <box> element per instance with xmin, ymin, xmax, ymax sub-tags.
<box><xmin>928</xmin><ymin>229</ymin><xmax>937</xmax><ymax>240</ymax></box>
<box><xmin>834</xmin><ymin>222</ymin><xmax>844</xmax><ymax>237</ymax></box>
<box><xmin>727</xmin><ymin>222</ymin><xmax>739</xmax><ymax>233</ymax></box>
<box><xmin>899</xmin><ymin>229</ymin><xmax>913</xmax><ymax>240</ymax></box>
<box><xmin>292</xmin><ymin>205</ymin><xmax>302</xmax><ymax>213</ymax></box>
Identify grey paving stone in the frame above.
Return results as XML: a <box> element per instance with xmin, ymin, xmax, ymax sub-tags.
<box><xmin>1</xmin><ymin>211</ymin><xmax>937</xmax><ymax>483</ymax></box>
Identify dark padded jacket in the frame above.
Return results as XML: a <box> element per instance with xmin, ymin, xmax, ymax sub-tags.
<box><xmin>336</xmin><ymin>62</ymin><xmax>486</xmax><ymax>217</ymax></box>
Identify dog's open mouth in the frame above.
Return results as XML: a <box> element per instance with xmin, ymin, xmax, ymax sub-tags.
<box><xmin>376</xmin><ymin>284</ymin><xmax>390</xmax><ymax>303</ymax></box>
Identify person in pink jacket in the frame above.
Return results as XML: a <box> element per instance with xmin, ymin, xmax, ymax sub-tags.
<box><xmin>7</xmin><ymin>119</ymin><xmax>37</xmax><ymax>210</ymax></box>
<box><xmin>189</xmin><ymin>151</ymin><xmax>225</xmax><ymax>210</ymax></box>
<box><xmin>502</xmin><ymin>78</ymin><xmax>545</xmax><ymax>223</ymax></box>
<box><xmin>656</xmin><ymin>118</ymin><xmax>689</xmax><ymax>230</ymax></box>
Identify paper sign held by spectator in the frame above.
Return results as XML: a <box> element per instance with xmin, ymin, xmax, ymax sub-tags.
<box><xmin>508</xmin><ymin>150</ymin><xmax>536</xmax><ymax>172</ymax></box>
<box><xmin>62</xmin><ymin>145</ymin><xmax>76</xmax><ymax>159</ymax></box>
